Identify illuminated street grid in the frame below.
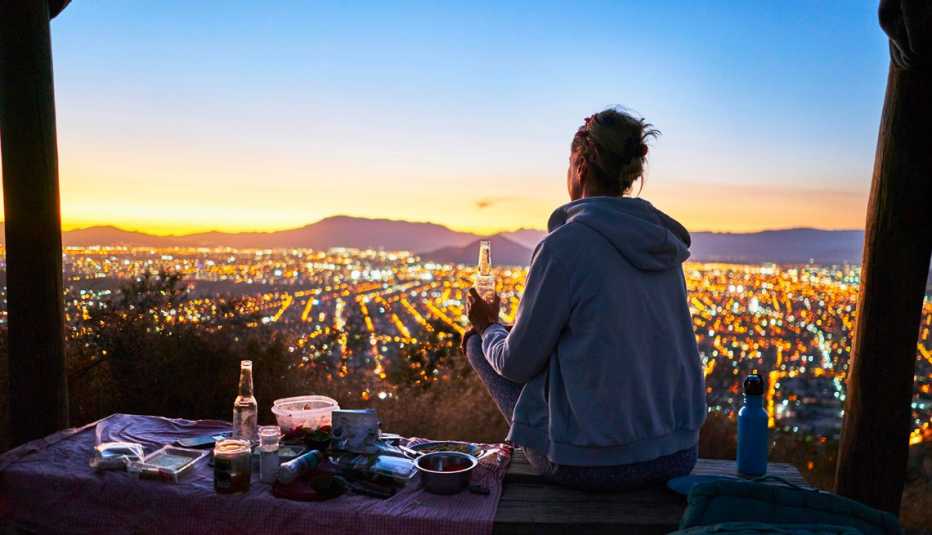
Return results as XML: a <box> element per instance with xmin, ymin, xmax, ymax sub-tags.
<box><xmin>2</xmin><ymin>246</ymin><xmax>929</xmax><ymax>444</ymax></box>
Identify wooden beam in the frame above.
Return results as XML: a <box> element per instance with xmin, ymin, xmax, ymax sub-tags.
<box><xmin>834</xmin><ymin>57</ymin><xmax>932</xmax><ymax>514</ymax></box>
<box><xmin>0</xmin><ymin>0</ymin><xmax>69</xmax><ymax>445</ymax></box>
<box><xmin>48</xmin><ymin>0</ymin><xmax>71</xmax><ymax>19</ymax></box>
<box><xmin>495</xmin><ymin>451</ymin><xmax>813</xmax><ymax>534</ymax></box>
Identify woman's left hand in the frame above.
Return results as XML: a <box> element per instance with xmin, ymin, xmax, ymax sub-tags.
<box><xmin>466</xmin><ymin>288</ymin><xmax>501</xmax><ymax>334</ymax></box>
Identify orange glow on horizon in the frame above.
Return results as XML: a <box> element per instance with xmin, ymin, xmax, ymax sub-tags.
<box><xmin>46</xmin><ymin>180</ymin><xmax>867</xmax><ymax>237</ymax></box>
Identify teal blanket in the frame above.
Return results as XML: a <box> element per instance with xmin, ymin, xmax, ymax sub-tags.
<box><xmin>673</xmin><ymin>522</ymin><xmax>861</xmax><ymax>534</ymax></box>
<box><xmin>677</xmin><ymin>480</ymin><xmax>902</xmax><ymax>535</ymax></box>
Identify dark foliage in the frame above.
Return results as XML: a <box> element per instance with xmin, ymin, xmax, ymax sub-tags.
<box><xmin>56</xmin><ymin>271</ymin><xmax>505</xmax><ymax>442</ymax></box>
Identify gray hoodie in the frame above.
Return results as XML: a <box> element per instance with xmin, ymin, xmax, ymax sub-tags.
<box><xmin>480</xmin><ymin>196</ymin><xmax>707</xmax><ymax>466</ymax></box>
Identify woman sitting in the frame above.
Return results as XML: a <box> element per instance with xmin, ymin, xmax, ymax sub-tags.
<box><xmin>463</xmin><ymin>107</ymin><xmax>706</xmax><ymax>492</ymax></box>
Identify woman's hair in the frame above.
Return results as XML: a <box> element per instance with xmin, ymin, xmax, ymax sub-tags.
<box><xmin>571</xmin><ymin>107</ymin><xmax>659</xmax><ymax>196</ymax></box>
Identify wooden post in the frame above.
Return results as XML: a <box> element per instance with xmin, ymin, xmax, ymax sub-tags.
<box><xmin>834</xmin><ymin>6</ymin><xmax>932</xmax><ymax>512</ymax></box>
<box><xmin>0</xmin><ymin>0</ymin><xmax>70</xmax><ymax>445</ymax></box>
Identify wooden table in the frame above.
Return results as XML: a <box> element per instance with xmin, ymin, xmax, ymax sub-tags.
<box><xmin>493</xmin><ymin>450</ymin><xmax>811</xmax><ymax>534</ymax></box>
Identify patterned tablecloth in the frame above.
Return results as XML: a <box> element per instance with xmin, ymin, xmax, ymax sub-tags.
<box><xmin>0</xmin><ymin>413</ymin><xmax>511</xmax><ymax>535</ymax></box>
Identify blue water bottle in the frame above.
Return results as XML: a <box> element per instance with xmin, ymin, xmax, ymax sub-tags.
<box><xmin>737</xmin><ymin>371</ymin><xmax>768</xmax><ymax>477</ymax></box>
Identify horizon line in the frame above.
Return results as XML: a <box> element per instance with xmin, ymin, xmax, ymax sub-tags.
<box><xmin>22</xmin><ymin>217</ymin><xmax>868</xmax><ymax>238</ymax></box>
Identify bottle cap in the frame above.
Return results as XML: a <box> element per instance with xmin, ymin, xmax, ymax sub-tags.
<box><xmin>743</xmin><ymin>370</ymin><xmax>764</xmax><ymax>396</ymax></box>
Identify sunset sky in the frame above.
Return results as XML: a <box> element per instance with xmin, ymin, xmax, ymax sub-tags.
<box><xmin>30</xmin><ymin>1</ymin><xmax>889</xmax><ymax>235</ymax></box>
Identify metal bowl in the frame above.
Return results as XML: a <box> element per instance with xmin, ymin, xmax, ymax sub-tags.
<box><xmin>410</xmin><ymin>441</ymin><xmax>485</xmax><ymax>458</ymax></box>
<box><xmin>415</xmin><ymin>451</ymin><xmax>478</xmax><ymax>495</ymax></box>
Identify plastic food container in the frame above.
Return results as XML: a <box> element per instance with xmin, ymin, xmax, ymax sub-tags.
<box><xmin>271</xmin><ymin>395</ymin><xmax>339</xmax><ymax>434</ymax></box>
<box><xmin>127</xmin><ymin>445</ymin><xmax>208</xmax><ymax>482</ymax></box>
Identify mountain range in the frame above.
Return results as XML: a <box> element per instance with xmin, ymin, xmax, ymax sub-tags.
<box><xmin>53</xmin><ymin>216</ymin><xmax>480</xmax><ymax>252</ymax></box>
<box><xmin>0</xmin><ymin>217</ymin><xmax>867</xmax><ymax>266</ymax></box>
<box><xmin>421</xmin><ymin>228</ymin><xmax>867</xmax><ymax>266</ymax></box>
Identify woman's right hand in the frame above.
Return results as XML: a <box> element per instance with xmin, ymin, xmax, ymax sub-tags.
<box><xmin>466</xmin><ymin>288</ymin><xmax>501</xmax><ymax>334</ymax></box>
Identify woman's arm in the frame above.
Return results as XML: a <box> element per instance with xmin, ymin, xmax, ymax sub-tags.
<box><xmin>481</xmin><ymin>243</ymin><xmax>571</xmax><ymax>383</ymax></box>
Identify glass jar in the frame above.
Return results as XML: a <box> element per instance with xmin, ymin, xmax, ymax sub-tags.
<box><xmin>258</xmin><ymin>425</ymin><xmax>281</xmax><ymax>484</ymax></box>
<box><xmin>214</xmin><ymin>439</ymin><xmax>252</xmax><ymax>494</ymax></box>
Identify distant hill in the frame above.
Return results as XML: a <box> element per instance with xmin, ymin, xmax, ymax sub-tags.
<box><xmin>690</xmin><ymin>228</ymin><xmax>864</xmax><ymax>264</ymax></box>
<box><xmin>499</xmin><ymin>229</ymin><xmax>546</xmax><ymax>250</ymax></box>
<box><xmin>421</xmin><ymin>235</ymin><xmax>533</xmax><ymax>266</ymax></box>
<box><xmin>0</xmin><ymin>218</ymin><xmax>873</xmax><ymax>265</ymax></box>
<box><xmin>39</xmin><ymin>216</ymin><xmax>481</xmax><ymax>253</ymax></box>
<box><xmin>171</xmin><ymin>216</ymin><xmax>479</xmax><ymax>252</ymax></box>
<box><xmin>62</xmin><ymin>225</ymin><xmax>175</xmax><ymax>247</ymax></box>
<box><xmin>466</xmin><ymin>227</ymin><xmax>866</xmax><ymax>265</ymax></box>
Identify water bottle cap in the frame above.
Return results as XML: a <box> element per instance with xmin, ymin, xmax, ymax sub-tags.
<box><xmin>743</xmin><ymin>370</ymin><xmax>764</xmax><ymax>396</ymax></box>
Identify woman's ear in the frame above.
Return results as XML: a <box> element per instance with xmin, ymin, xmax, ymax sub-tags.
<box><xmin>567</xmin><ymin>156</ymin><xmax>585</xmax><ymax>201</ymax></box>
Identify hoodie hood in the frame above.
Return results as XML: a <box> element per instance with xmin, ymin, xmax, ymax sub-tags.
<box><xmin>547</xmin><ymin>197</ymin><xmax>691</xmax><ymax>271</ymax></box>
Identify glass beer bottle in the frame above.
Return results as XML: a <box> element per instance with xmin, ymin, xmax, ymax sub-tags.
<box><xmin>232</xmin><ymin>360</ymin><xmax>258</xmax><ymax>442</ymax></box>
<box><xmin>474</xmin><ymin>240</ymin><xmax>496</xmax><ymax>302</ymax></box>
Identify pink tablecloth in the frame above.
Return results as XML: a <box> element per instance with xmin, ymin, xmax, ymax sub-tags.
<box><xmin>0</xmin><ymin>414</ymin><xmax>511</xmax><ymax>535</ymax></box>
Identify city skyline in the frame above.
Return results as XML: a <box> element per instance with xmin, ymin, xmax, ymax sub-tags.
<box><xmin>28</xmin><ymin>1</ymin><xmax>889</xmax><ymax>234</ymax></box>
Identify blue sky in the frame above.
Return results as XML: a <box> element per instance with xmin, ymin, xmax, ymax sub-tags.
<box><xmin>44</xmin><ymin>1</ymin><xmax>889</xmax><ymax>234</ymax></box>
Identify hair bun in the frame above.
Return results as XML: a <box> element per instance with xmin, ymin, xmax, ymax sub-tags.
<box><xmin>571</xmin><ymin>107</ymin><xmax>659</xmax><ymax>196</ymax></box>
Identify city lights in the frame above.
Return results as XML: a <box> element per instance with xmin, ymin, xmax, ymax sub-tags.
<box><xmin>7</xmin><ymin>246</ymin><xmax>930</xmax><ymax>444</ymax></box>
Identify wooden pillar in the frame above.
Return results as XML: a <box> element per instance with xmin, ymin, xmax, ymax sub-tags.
<box><xmin>834</xmin><ymin>4</ymin><xmax>932</xmax><ymax>513</ymax></box>
<box><xmin>0</xmin><ymin>0</ymin><xmax>69</xmax><ymax>445</ymax></box>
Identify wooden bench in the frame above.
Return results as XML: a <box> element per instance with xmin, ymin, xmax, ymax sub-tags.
<box><xmin>493</xmin><ymin>450</ymin><xmax>811</xmax><ymax>534</ymax></box>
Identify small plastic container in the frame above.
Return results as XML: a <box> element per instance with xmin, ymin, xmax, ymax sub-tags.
<box><xmin>90</xmin><ymin>441</ymin><xmax>145</xmax><ymax>471</ymax></box>
<box><xmin>332</xmin><ymin>453</ymin><xmax>417</xmax><ymax>484</ymax></box>
<box><xmin>371</xmin><ymin>455</ymin><xmax>418</xmax><ymax>483</ymax></box>
<box><xmin>127</xmin><ymin>445</ymin><xmax>208</xmax><ymax>482</ymax></box>
<box><xmin>271</xmin><ymin>395</ymin><xmax>339</xmax><ymax>434</ymax></box>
